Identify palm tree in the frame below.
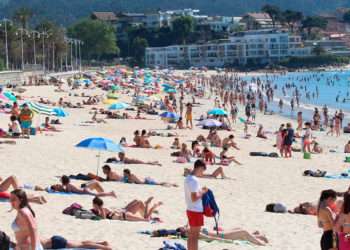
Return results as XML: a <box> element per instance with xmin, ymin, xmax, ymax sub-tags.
<box><xmin>13</xmin><ymin>7</ymin><xmax>33</xmax><ymax>29</ymax></box>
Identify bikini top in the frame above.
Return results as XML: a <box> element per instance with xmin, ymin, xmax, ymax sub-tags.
<box><xmin>12</xmin><ymin>220</ymin><xmax>20</xmax><ymax>232</ymax></box>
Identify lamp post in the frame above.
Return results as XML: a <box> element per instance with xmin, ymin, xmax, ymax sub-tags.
<box><xmin>41</xmin><ymin>31</ymin><xmax>48</xmax><ymax>72</ymax></box>
<box><xmin>31</xmin><ymin>31</ymin><xmax>40</xmax><ymax>66</ymax></box>
<box><xmin>16</xmin><ymin>28</ymin><xmax>25</xmax><ymax>70</ymax></box>
<box><xmin>1</xmin><ymin>18</ymin><xmax>11</xmax><ymax>70</ymax></box>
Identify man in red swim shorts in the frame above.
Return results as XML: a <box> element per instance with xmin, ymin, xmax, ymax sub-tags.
<box><xmin>184</xmin><ymin>160</ymin><xmax>208</xmax><ymax>250</ymax></box>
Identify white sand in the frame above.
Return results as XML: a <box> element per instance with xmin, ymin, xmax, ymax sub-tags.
<box><xmin>0</xmin><ymin>75</ymin><xmax>349</xmax><ymax>250</ymax></box>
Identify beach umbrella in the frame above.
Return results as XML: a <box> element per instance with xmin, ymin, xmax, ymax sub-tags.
<box><xmin>107</xmin><ymin>92</ymin><xmax>118</xmax><ymax>99</ymax></box>
<box><xmin>27</xmin><ymin>102</ymin><xmax>55</xmax><ymax>116</ymax></box>
<box><xmin>162</xmin><ymin>83</ymin><xmax>174</xmax><ymax>89</ymax></box>
<box><xmin>110</xmin><ymin>85</ymin><xmax>121</xmax><ymax>91</ymax></box>
<box><xmin>103</xmin><ymin>99</ymin><xmax>118</xmax><ymax>105</ymax></box>
<box><xmin>108</xmin><ymin>102</ymin><xmax>129</xmax><ymax>110</ymax></box>
<box><xmin>164</xmin><ymin>88</ymin><xmax>177</xmax><ymax>93</ymax></box>
<box><xmin>75</xmin><ymin>137</ymin><xmax>124</xmax><ymax>174</ymax></box>
<box><xmin>0</xmin><ymin>93</ymin><xmax>7</xmax><ymax>100</ymax></box>
<box><xmin>160</xmin><ymin>111</ymin><xmax>179</xmax><ymax>120</ymax></box>
<box><xmin>3</xmin><ymin>92</ymin><xmax>16</xmax><ymax>102</ymax></box>
<box><xmin>208</xmin><ymin>108</ymin><xmax>227</xmax><ymax>116</ymax></box>
<box><xmin>53</xmin><ymin>107</ymin><xmax>69</xmax><ymax>117</ymax></box>
<box><xmin>197</xmin><ymin>119</ymin><xmax>222</xmax><ymax>128</ymax></box>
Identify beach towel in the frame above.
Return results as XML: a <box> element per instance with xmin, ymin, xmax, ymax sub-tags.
<box><xmin>249</xmin><ymin>152</ymin><xmax>279</xmax><ymax>158</ymax></box>
<box><xmin>303</xmin><ymin>170</ymin><xmax>327</xmax><ymax>177</ymax></box>
<box><xmin>161</xmin><ymin>241</ymin><xmax>186</xmax><ymax>250</ymax></box>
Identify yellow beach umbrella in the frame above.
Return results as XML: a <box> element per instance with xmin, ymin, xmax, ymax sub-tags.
<box><xmin>103</xmin><ymin>99</ymin><xmax>118</xmax><ymax>105</ymax></box>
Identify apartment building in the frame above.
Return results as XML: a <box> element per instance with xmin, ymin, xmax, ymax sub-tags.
<box><xmin>145</xmin><ymin>29</ymin><xmax>311</xmax><ymax>68</ymax></box>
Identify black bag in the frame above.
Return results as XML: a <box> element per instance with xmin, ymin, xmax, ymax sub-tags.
<box><xmin>0</xmin><ymin>231</ymin><xmax>10</xmax><ymax>250</ymax></box>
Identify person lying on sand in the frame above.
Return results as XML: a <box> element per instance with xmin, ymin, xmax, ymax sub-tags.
<box><xmin>183</xmin><ymin>167</ymin><xmax>227</xmax><ymax>179</ymax></box>
<box><xmin>123</xmin><ymin>169</ymin><xmax>178</xmax><ymax>187</ymax></box>
<box><xmin>0</xmin><ymin>176</ymin><xmax>47</xmax><ymax>204</ymax></box>
<box><xmin>288</xmin><ymin>202</ymin><xmax>317</xmax><ymax>215</ymax></box>
<box><xmin>148</xmin><ymin>226</ymin><xmax>268</xmax><ymax>246</ymax></box>
<box><xmin>45</xmin><ymin>175</ymin><xmax>116</xmax><ymax>198</ymax></box>
<box><xmin>102</xmin><ymin>165</ymin><xmax>123</xmax><ymax>181</ymax></box>
<box><xmin>106</xmin><ymin>152</ymin><xmax>162</xmax><ymax>166</ymax></box>
<box><xmin>41</xmin><ymin>235</ymin><xmax>111</xmax><ymax>250</ymax></box>
<box><xmin>91</xmin><ymin>196</ymin><xmax>162</xmax><ymax>222</ymax></box>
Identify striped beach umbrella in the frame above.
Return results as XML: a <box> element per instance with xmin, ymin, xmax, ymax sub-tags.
<box><xmin>26</xmin><ymin>102</ymin><xmax>55</xmax><ymax>116</ymax></box>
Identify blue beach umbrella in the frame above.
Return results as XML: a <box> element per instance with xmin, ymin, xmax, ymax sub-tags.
<box><xmin>53</xmin><ymin>108</ymin><xmax>69</xmax><ymax>117</ymax></box>
<box><xmin>160</xmin><ymin>111</ymin><xmax>179</xmax><ymax>120</ymax></box>
<box><xmin>162</xmin><ymin>83</ymin><xmax>173</xmax><ymax>89</ymax></box>
<box><xmin>4</xmin><ymin>92</ymin><xmax>16</xmax><ymax>102</ymax></box>
<box><xmin>164</xmin><ymin>88</ymin><xmax>177</xmax><ymax>93</ymax></box>
<box><xmin>108</xmin><ymin>102</ymin><xmax>129</xmax><ymax>110</ymax></box>
<box><xmin>208</xmin><ymin>108</ymin><xmax>227</xmax><ymax>116</ymax></box>
<box><xmin>75</xmin><ymin>137</ymin><xmax>124</xmax><ymax>174</ymax></box>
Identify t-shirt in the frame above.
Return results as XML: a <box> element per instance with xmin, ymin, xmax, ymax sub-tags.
<box><xmin>11</xmin><ymin>120</ymin><xmax>22</xmax><ymax>134</ymax></box>
<box><xmin>184</xmin><ymin>175</ymin><xmax>203</xmax><ymax>212</ymax></box>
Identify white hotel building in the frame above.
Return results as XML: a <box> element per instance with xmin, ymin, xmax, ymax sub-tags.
<box><xmin>145</xmin><ymin>29</ymin><xmax>311</xmax><ymax>68</ymax></box>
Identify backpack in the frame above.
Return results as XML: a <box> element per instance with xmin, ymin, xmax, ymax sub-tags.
<box><xmin>202</xmin><ymin>189</ymin><xmax>220</xmax><ymax>234</ymax></box>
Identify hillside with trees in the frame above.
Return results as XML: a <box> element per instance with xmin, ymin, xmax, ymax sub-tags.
<box><xmin>0</xmin><ymin>0</ymin><xmax>349</xmax><ymax>26</ymax></box>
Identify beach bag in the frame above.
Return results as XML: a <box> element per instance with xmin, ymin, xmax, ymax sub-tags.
<box><xmin>268</xmin><ymin>152</ymin><xmax>279</xmax><ymax>158</ymax></box>
<box><xmin>74</xmin><ymin>210</ymin><xmax>100</xmax><ymax>220</ymax></box>
<box><xmin>202</xmin><ymin>189</ymin><xmax>220</xmax><ymax>234</ymax></box>
<box><xmin>63</xmin><ymin>203</ymin><xmax>83</xmax><ymax>215</ymax></box>
<box><xmin>30</xmin><ymin>127</ymin><xmax>36</xmax><ymax>135</ymax></box>
<box><xmin>0</xmin><ymin>231</ymin><xmax>10</xmax><ymax>250</ymax></box>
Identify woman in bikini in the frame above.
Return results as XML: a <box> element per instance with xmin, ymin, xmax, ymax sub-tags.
<box><xmin>10</xmin><ymin>189</ymin><xmax>43</xmax><ymax>250</ymax></box>
<box><xmin>48</xmin><ymin>175</ymin><xmax>116</xmax><ymax>198</ymax></box>
<box><xmin>317</xmin><ymin>189</ymin><xmax>337</xmax><ymax>250</ymax></box>
<box><xmin>220</xmin><ymin>147</ymin><xmax>242</xmax><ymax>165</ymax></box>
<box><xmin>91</xmin><ymin>196</ymin><xmax>162</xmax><ymax>222</ymax></box>
<box><xmin>118</xmin><ymin>152</ymin><xmax>162</xmax><ymax>166</ymax></box>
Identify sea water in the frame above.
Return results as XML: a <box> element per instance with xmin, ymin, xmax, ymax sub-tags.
<box><xmin>242</xmin><ymin>69</ymin><xmax>350</xmax><ymax>123</ymax></box>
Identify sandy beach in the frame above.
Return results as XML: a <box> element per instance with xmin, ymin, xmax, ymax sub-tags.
<box><xmin>1</xmin><ymin>69</ymin><xmax>350</xmax><ymax>250</ymax></box>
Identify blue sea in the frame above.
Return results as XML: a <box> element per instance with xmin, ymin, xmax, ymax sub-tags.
<box><xmin>241</xmin><ymin>69</ymin><xmax>350</xmax><ymax>122</ymax></box>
